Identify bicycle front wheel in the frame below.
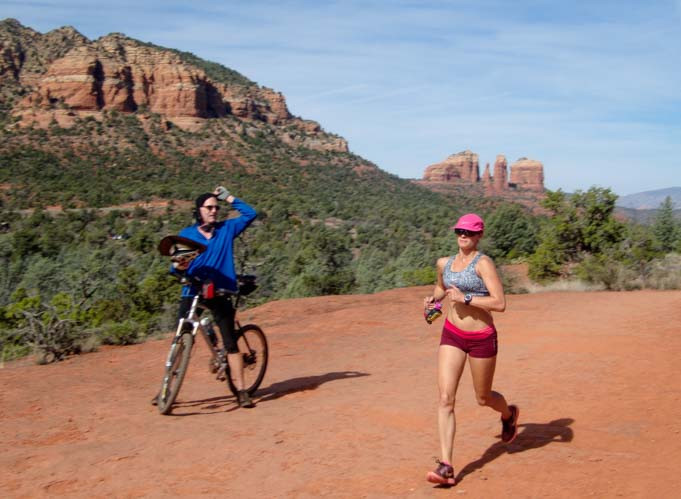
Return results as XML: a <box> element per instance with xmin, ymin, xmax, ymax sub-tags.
<box><xmin>157</xmin><ymin>331</ymin><xmax>194</xmax><ymax>414</ymax></box>
<box><xmin>227</xmin><ymin>324</ymin><xmax>268</xmax><ymax>397</ymax></box>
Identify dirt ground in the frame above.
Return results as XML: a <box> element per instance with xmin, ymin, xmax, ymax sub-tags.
<box><xmin>2</xmin><ymin>287</ymin><xmax>681</xmax><ymax>498</ymax></box>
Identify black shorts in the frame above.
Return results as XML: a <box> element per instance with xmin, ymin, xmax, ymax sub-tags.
<box><xmin>178</xmin><ymin>296</ymin><xmax>238</xmax><ymax>353</ymax></box>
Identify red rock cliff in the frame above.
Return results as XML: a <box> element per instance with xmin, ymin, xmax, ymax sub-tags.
<box><xmin>509</xmin><ymin>158</ymin><xmax>544</xmax><ymax>192</ymax></box>
<box><xmin>2</xmin><ymin>22</ymin><xmax>347</xmax><ymax>153</ymax></box>
<box><xmin>422</xmin><ymin>150</ymin><xmax>479</xmax><ymax>183</ymax></box>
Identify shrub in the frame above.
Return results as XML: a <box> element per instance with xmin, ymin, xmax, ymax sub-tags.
<box><xmin>10</xmin><ymin>302</ymin><xmax>88</xmax><ymax>364</ymax></box>
<box><xmin>99</xmin><ymin>320</ymin><xmax>144</xmax><ymax>345</ymax></box>
<box><xmin>645</xmin><ymin>253</ymin><xmax>681</xmax><ymax>289</ymax></box>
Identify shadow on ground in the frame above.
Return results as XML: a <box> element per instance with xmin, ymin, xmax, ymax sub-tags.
<box><xmin>256</xmin><ymin>370</ymin><xmax>370</xmax><ymax>402</ymax></box>
<box><xmin>166</xmin><ymin>370</ymin><xmax>370</xmax><ymax>416</ymax></box>
<box><xmin>453</xmin><ymin>418</ymin><xmax>575</xmax><ymax>485</ymax></box>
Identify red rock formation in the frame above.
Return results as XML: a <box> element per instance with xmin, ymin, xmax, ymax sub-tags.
<box><xmin>423</xmin><ymin>150</ymin><xmax>479</xmax><ymax>183</ymax></box>
<box><xmin>510</xmin><ymin>158</ymin><xmax>544</xmax><ymax>192</ymax></box>
<box><xmin>482</xmin><ymin>163</ymin><xmax>493</xmax><ymax>195</ymax></box>
<box><xmin>417</xmin><ymin>150</ymin><xmax>545</xmax><ymax>210</ymax></box>
<box><xmin>4</xmin><ymin>22</ymin><xmax>347</xmax><ymax>152</ymax></box>
<box><xmin>493</xmin><ymin>155</ymin><xmax>508</xmax><ymax>194</ymax></box>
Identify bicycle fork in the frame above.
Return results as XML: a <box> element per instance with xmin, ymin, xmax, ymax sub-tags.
<box><xmin>160</xmin><ymin>318</ymin><xmax>197</xmax><ymax>400</ymax></box>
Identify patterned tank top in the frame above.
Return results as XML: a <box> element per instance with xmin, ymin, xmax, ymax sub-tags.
<box><xmin>442</xmin><ymin>253</ymin><xmax>490</xmax><ymax>296</ymax></box>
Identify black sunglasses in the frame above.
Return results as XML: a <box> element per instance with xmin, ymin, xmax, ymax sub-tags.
<box><xmin>454</xmin><ymin>228</ymin><xmax>481</xmax><ymax>237</ymax></box>
<box><xmin>202</xmin><ymin>205</ymin><xmax>220</xmax><ymax>211</ymax></box>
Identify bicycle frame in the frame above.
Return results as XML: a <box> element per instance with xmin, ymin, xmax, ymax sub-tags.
<box><xmin>163</xmin><ymin>289</ymin><xmax>244</xmax><ymax>382</ymax></box>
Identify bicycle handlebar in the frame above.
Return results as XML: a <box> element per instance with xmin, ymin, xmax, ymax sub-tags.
<box><xmin>177</xmin><ymin>273</ymin><xmax>258</xmax><ymax>298</ymax></box>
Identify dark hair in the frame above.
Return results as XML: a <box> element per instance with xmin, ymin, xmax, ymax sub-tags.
<box><xmin>194</xmin><ymin>193</ymin><xmax>217</xmax><ymax>224</ymax></box>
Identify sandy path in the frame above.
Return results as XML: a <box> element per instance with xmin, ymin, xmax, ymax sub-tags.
<box><xmin>2</xmin><ymin>288</ymin><xmax>681</xmax><ymax>498</ymax></box>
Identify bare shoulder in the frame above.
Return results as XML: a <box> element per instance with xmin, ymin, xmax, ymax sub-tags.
<box><xmin>476</xmin><ymin>254</ymin><xmax>499</xmax><ymax>273</ymax></box>
<box><xmin>436</xmin><ymin>256</ymin><xmax>451</xmax><ymax>270</ymax></box>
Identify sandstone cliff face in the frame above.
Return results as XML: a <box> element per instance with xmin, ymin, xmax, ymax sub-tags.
<box><xmin>1</xmin><ymin>19</ymin><xmax>347</xmax><ymax>153</ymax></box>
<box><xmin>493</xmin><ymin>155</ymin><xmax>508</xmax><ymax>194</ymax></box>
<box><xmin>509</xmin><ymin>158</ymin><xmax>544</xmax><ymax>192</ymax></box>
<box><xmin>423</xmin><ymin>150</ymin><xmax>479</xmax><ymax>183</ymax></box>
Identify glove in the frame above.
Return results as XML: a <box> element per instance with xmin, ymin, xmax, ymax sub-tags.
<box><xmin>215</xmin><ymin>185</ymin><xmax>230</xmax><ymax>201</ymax></box>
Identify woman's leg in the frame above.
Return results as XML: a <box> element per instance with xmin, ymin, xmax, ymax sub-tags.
<box><xmin>437</xmin><ymin>345</ymin><xmax>467</xmax><ymax>464</ymax></box>
<box><xmin>211</xmin><ymin>298</ymin><xmax>246</xmax><ymax>392</ymax></box>
<box><xmin>468</xmin><ymin>355</ymin><xmax>512</xmax><ymax>419</ymax></box>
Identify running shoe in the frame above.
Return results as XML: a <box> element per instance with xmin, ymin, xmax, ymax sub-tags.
<box><xmin>501</xmin><ymin>404</ymin><xmax>519</xmax><ymax>443</ymax></box>
<box><xmin>426</xmin><ymin>459</ymin><xmax>456</xmax><ymax>485</ymax></box>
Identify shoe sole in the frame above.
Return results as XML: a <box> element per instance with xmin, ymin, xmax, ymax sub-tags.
<box><xmin>426</xmin><ymin>471</ymin><xmax>455</xmax><ymax>485</ymax></box>
<box><xmin>503</xmin><ymin>405</ymin><xmax>520</xmax><ymax>444</ymax></box>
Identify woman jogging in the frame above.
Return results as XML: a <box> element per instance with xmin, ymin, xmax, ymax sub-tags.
<box><xmin>424</xmin><ymin>213</ymin><xmax>519</xmax><ymax>486</ymax></box>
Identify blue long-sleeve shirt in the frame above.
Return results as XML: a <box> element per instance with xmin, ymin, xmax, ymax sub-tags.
<box><xmin>178</xmin><ymin>198</ymin><xmax>257</xmax><ymax>296</ymax></box>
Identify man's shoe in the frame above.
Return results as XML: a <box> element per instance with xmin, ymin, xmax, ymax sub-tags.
<box><xmin>238</xmin><ymin>390</ymin><xmax>255</xmax><ymax>409</ymax></box>
<box><xmin>426</xmin><ymin>459</ymin><xmax>456</xmax><ymax>485</ymax></box>
<box><xmin>501</xmin><ymin>405</ymin><xmax>519</xmax><ymax>443</ymax></box>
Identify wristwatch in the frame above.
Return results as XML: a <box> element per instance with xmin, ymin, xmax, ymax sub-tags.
<box><xmin>464</xmin><ymin>293</ymin><xmax>473</xmax><ymax>305</ymax></box>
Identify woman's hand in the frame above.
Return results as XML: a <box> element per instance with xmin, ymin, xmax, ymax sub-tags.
<box><xmin>424</xmin><ymin>296</ymin><xmax>437</xmax><ymax>310</ymax></box>
<box><xmin>446</xmin><ymin>287</ymin><xmax>465</xmax><ymax>304</ymax></box>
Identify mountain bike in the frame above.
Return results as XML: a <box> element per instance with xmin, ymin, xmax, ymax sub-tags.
<box><xmin>155</xmin><ymin>274</ymin><xmax>268</xmax><ymax>415</ymax></box>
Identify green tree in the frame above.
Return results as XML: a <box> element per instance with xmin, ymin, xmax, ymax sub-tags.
<box><xmin>652</xmin><ymin>196</ymin><xmax>679</xmax><ymax>252</ymax></box>
<box><xmin>528</xmin><ymin>187</ymin><xmax>625</xmax><ymax>281</ymax></box>
<box><xmin>484</xmin><ymin>203</ymin><xmax>538</xmax><ymax>260</ymax></box>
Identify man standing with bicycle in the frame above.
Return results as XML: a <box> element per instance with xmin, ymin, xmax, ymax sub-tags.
<box><xmin>174</xmin><ymin>185</ymin><xmax>257</xmax><ymax>408</ymax></box>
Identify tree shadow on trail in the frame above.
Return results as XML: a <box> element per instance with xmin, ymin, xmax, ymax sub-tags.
<box><xmin>454</xmin><ymin>418</ymin><xmax>574</xmax><ymax>485</ymax></box>
<box><xmin>166</xmin><ymin>394</ymin><xmax>238</xmax><ymax>415</ymax></box>
<box><xmin>168</xmin><ymin>371</ymin><xmax>370</xmax><ymax>415</ymax></box>
<box><xmin>256</xmin><ymin>370</ymin><xmax>370</xmax><ymax>403</ymax></box>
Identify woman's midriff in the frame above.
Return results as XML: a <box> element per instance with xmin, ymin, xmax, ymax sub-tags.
<box><xmin>446</xmin><ymin>303</ymin><xmax>494</xmax><ymax>333</ymax></box>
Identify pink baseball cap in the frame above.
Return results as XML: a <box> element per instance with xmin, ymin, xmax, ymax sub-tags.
<box><xmin>452</xmin><ymin>213</ymin><xmax>484</xmax><ymax>232</ymax></box>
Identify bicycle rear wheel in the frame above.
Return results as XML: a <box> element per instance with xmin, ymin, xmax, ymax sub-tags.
<box><xmin>157</xmin><ymin>331</ymin><xmax>194</xmax><ymax>414</ymax></box>
<box><xmin>227</xmin><ymin>324</ymin><xmax>268</xmax><ymax>397</ymax></box>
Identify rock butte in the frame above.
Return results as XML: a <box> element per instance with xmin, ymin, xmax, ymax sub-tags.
<box><xmin>414</xmin><ymin>149</ymin><xmax>546</xmax><ymax>208</ymax></box>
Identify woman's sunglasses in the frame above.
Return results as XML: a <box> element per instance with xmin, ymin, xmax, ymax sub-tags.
<box><xmin>454</xmin><ymin>228</ymin><xmax>481</xmax><ymax>237</ymax></box>
<box><xmin>202</xmin><ymin>205</ymin><xmax>220</xmax><ymax>211</ymax></box>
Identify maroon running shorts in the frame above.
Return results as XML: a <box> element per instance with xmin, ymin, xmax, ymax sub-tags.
<box><xmin>440</xmin><ymin>319</ymin><xmax>498</xmax><ymax>358</ymax></box>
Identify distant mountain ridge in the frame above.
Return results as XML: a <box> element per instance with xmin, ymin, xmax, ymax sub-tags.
<box><xmin>617</xmin><ymin>187</ymin><xmax>681</xmax><ymax>210</ymax></box>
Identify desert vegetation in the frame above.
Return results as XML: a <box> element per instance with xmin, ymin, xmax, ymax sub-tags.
<box><xmin>1</xmin><ymin>41</ymin><xmax>679</xmax><ymax>364</ymax></box>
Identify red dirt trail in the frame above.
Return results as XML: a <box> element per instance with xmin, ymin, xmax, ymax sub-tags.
<box><xmin>2</xmin><ymin>288</ymin><xmax>681</xmax><ymax>498</ymax></box>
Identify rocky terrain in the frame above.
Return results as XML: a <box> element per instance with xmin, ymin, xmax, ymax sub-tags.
<box><xmin>2</xmin><ymin>286</ymin><xmax>680</xmax><ymax>497</ymax></box>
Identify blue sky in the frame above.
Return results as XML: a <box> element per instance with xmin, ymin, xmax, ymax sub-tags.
<box><xmin>2</xmin><ymin>0</ymin><xmax>680</xmax><ymax>196</ymax></box>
